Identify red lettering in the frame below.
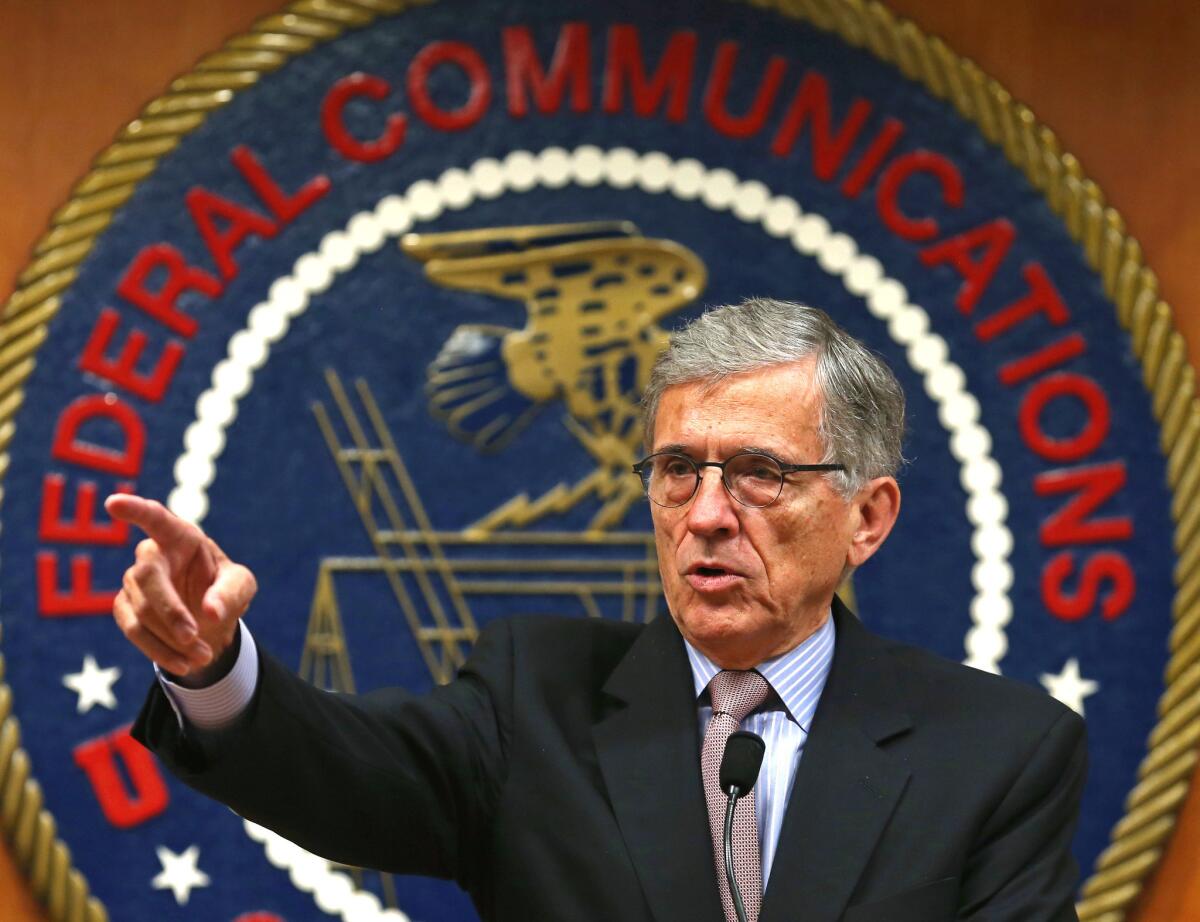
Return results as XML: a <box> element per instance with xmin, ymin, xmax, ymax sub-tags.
<box><xmin>39</xmin><ymin>475</ymin><xmax>131</xmax><ymax>544</ymax></box>
<box><xmin>840</xmin><ymin>118</ymin><xmax>905</xmax><ymax>198</ymax></box>
<box><xmin>321</xmin><ymin>73</ymin><xmax>408</xmax><ymax>162</ymax></box>
<box><xmin>602</xmin><ymin>26</ymin><xmax>696</xmax><ymax>122</ymax></box>
<box><xmin>231</xmin><ymin>146</ymin><xmax>330</xmax><ymax>223</ymax></box>
<box><xmin>975</xmin><ymin>263</ymin><xmax>1070</xmax><ymax>341</ymax></box>
<box><xmin>117</xmin><ymin>243</ymin><xmax>222</xmax><ymax>337</ymax></box>
<box><xmin>875</xmin><ymin>150</ymin><xmax>963</xmax><ymax>241</ymax></box>
<box><xmin>78</xmin><ymin>308</ymin><xmax>184</xmax><ymax>401</ymax></box>
<box><xmin>1018</xmin><ymin>372</ymin><xmax>1110</xmax><ymax>463</ymax></box>
<box><xmin>703</xmin><ymin>42</ymin><xmax>787</xmax><ymax>139</ymax></box>
<box><xmin>770</xmin><ymin>70</ymin><xmax>872</xmax><ymax>180</ymax></box>
<box><xmin>407</xmin><ymin>40</ymin><xmax>492</xmax><ymax>131</ymax></box>
<box><xmin>503</xmin><ymin>23</ymin><xmax>591</xmax><ymax>117</ymax></box>
<box><xmin>919</xmin><ymin>218</ymin><xmax>1015</xmax><ymax>315</ymax></box>
<box><xmin>185</xmin><ymin>187</ymin><xmax>278</xmax><ymax>281</ymax></box>
<box><xmin>998</xmin><ymin>333</ymin><xmax>1087</xmax><ymax>386</ymax></box>
<box><xmin>73</xmin><ymin>726</ymin><xmax>169</xmax><ymax>828</ymax></box>
<box><xmin>233</xmin><ymin>914</ymin><xmax>284</xmax><ymax>922</ymax></box>
<box><xmin>37</xmin><ymin>551</ymin><xmax>118</xmax><ymax>616</ymax></box>
<box><xmin>1035</xmin><ymin>461</ymin><xmax>1133</xmax><ymax>545</ymax></box>
<box><xmin>51</xmin><ymin>394</ymin><xmax>145</xmax><ymax>477</ymax></box>
<box><xmin>1043</xmin><ymin>550</ymin><xmax>1134</xmax><ymax>621</ymax></box>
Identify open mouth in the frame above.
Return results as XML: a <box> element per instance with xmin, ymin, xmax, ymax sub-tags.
<box><xmin>685</xmin><ymin>565</ymin><xmax>742</xmax><ymax>591</ymax></box>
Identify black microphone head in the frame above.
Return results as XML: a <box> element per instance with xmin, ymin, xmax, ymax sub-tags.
<box><xmin>720</xmin><ymin>731</ymin><xmax>766</xmax><ymax>795</ymax></box>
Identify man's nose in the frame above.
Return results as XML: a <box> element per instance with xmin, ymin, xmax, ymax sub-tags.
<box><xmin>685</xmin><ymin>468</ymin><xmax>740</xmax><ymax>536</ymax></box>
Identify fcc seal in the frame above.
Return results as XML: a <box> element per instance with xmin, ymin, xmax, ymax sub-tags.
<box><xmin>0</xmin><ymin>2</ymin><xmax>1192</xmax><ymax>920</ymax></box>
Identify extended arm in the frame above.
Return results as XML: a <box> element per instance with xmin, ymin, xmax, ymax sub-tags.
<box><xmin>111</xmin><ymin>493</ymin><xmax>510</xmax><ymax>886</ymax></box>
<box><xmin>133</xmin><ymin>620</ymin><xmax>511</xmax><ymax>884</ymax></box>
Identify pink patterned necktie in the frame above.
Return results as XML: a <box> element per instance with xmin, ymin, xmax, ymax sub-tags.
<box><xmin>702</xmin><ymin>670</ymin><xmax>771</xmax><ymax>922</ymax></box>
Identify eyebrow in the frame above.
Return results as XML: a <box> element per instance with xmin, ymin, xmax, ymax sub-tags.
<box><xmin>652</xmin><ymin>443</ymin><xmax>798</xmax><ymax>463</ymax></box>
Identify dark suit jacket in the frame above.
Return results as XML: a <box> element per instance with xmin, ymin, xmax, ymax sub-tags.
<box><xmin>134</xmin><ymin>600</ymin><xmax>1087</xmax><ymax>921</ymax></box>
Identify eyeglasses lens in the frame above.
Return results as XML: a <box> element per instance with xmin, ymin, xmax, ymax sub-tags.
<box><xmin>643</xmin><ymin>454</ymin><xmax>698</xmax><ymax>507</ymax></box>
<box><xmin>641</xmin><ymin>453</ymin><xmax>785</xmax><ymax>508</ymax></box>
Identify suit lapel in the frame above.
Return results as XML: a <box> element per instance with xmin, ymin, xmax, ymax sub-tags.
<box><xmin>593</xmin><ymin>614</ymin><xmax>725</xmax><ymax>922</ymax></box>
<box><xmin>760</xmin><ymin>602</ymin><xmax>914</xmax><ymax>922</ymax></box>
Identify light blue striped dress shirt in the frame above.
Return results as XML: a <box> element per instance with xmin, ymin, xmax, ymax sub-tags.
<box><xmin>684</xmin><ymin>612</ymin><xmax>836</xmax><ymax>887</ymax></box>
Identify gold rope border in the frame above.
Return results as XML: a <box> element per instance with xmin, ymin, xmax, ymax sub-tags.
<box><xmin>0</xmin><ymin>0</ymin><xmax>1191</xmax><ymax>919</ymax></box>
<box><xmin>0</xmin><ymin>4</ymin><xmax>424</xmax><ymax>918</ymax></box>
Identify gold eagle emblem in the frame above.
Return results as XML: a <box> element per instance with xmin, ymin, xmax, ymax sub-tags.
<box><xmin>406</xmin><ymin>222</ymin><xmax>707</xmax><ymax>533</ymax></box>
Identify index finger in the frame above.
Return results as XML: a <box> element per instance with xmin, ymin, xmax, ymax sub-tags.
<box><xmin>105</xmin><ymin>494</ymin><xmax>197</xmax><ymax>550</ymax></box>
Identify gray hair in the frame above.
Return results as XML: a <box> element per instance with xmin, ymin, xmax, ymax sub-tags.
<box><xmin>642</xmin><ymin>298</ymin><xmax>906</xmax><ymax>497</ymax></box>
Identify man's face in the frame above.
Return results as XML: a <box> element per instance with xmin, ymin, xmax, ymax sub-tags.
<box><xmin>649</xmin><ymin>360</ymin><xmax>869</xmax><ymax>668</ymax></box>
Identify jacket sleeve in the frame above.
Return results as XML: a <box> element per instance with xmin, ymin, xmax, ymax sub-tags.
<box><xmin>959</xmin><ymin>707</ymin><xmax>1088</xmax><ymax>922</ymax></box>
<box><xmin>132</xmin><ymin>617</ymin><xmax>515</xmax><ymax>889</ymax></box>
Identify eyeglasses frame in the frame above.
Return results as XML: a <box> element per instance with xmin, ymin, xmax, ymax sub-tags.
<box><xmin>631</xmin><ymin>450</ymin><xmax>847</xmax><ymax>508</ymax></box>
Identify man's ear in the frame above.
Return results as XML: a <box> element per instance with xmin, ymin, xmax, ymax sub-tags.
<box><xmin>846</xmin><ymin>476</ymin><xmax>901</xmax><ymax>568</ymax></box>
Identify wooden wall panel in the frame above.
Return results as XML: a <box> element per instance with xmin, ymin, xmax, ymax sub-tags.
<box><xmin>1</xmin><ymin>1</ymin><xmax>1196</xmax><ymax>919</ymax></box>
<box><xmin>883</xmin><ymin>0</ymin><xmax>1200</xmax><ymax>390</ymax></box>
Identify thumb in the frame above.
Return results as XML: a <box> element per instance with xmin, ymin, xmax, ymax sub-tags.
<box><xmin>200</xmin><ymin>587</ymin><xmax>226</xmax><ymax>623</ymax></box>
<box><xmin>201</xmin><ymin>560</ymin><xmax>257</xmax><ymax>623</ymax></box>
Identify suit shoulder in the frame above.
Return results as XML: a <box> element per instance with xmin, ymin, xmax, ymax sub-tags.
<box><xmin>467</xmin><ymin>616</ymin><xmax>648</xmax><ymax>724</ymax></box>
<box><xmin>879</xmin><ymin>633</ymin><xmax>1081</xmax><ymax>733</ymax></box>
<box><xmin>511</xmin><ymin>614</ymin><xmax>642</xmax><ymax>657</ymax></box>
<box><xmin>476</xmin><ymin>614</ymin><xmax>643</xmax><ymax>676</ymax></box>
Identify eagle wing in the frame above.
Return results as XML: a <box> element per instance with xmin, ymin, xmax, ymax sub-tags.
<box><xmin>426</xmin><ymin>324</ymin><xmax>543</xmax><ymax>453</ymax></box>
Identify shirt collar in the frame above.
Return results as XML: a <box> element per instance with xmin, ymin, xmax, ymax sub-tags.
<box><xmin>683</xmin><ymin>612</ymin><xmax>836</xmax><ymax>733</ymax></box>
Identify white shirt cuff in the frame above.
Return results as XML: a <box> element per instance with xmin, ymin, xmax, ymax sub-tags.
<box><xmin>156</xmin><ymin>620</ymin><xmax>259</xmax><ymax>731</ymax></box>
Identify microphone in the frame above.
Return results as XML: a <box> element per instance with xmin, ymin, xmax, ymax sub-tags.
<box><xmin>719</xmin><ymin>731</ymin><xmax>766</xmax><ymax>922</ymax></box>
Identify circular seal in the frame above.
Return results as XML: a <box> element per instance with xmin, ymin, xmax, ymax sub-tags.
<box><xmin>1</xmin><ymin>2</ymin><xmax>1193</xmax><ymax>920</ymax></box>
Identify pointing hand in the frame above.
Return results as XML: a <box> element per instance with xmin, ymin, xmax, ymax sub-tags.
<box><xmin>105</xmin><ymin>494</ymin><xmax>256</xmax><ymax>687</ymax></box>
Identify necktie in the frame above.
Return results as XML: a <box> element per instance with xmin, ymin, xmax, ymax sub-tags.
<box><xmin>702</xmin><ymin>669</ymin><xmax>771</xmax><ymax>922</ymax></box>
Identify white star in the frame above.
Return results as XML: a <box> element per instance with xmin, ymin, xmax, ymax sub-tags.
<box><xmin>1040</xmin><ymin>657</ymin><xmax>1100</xmax><ymax>716</ymax></box>
<box><xmin>62</xmin><ymin>655</ymin><xmax>121</xmax><ymax>713</ymax></box>
<box><xmin>151</xmin><ymin>845</ymin><xmax>210</xmax><ymax>905</ymax></box>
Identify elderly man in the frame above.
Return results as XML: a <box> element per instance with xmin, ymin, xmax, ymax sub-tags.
<box><xmin>110</xmin><ymin>298</ymin><xmax>1085</xmax><ymax>922</ymax></box>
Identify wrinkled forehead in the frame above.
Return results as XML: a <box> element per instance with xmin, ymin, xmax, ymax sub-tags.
<box><xmin>649</xmin><ymin>361</ymin><xmax>825</xmax><ymax>454</ymax></box>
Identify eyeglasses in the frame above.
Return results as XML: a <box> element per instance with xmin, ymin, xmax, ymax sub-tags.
<box><xmin>631</xmin><ymin>451</ymin><xmax>846</xmax><ymax>508</ymax></box>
